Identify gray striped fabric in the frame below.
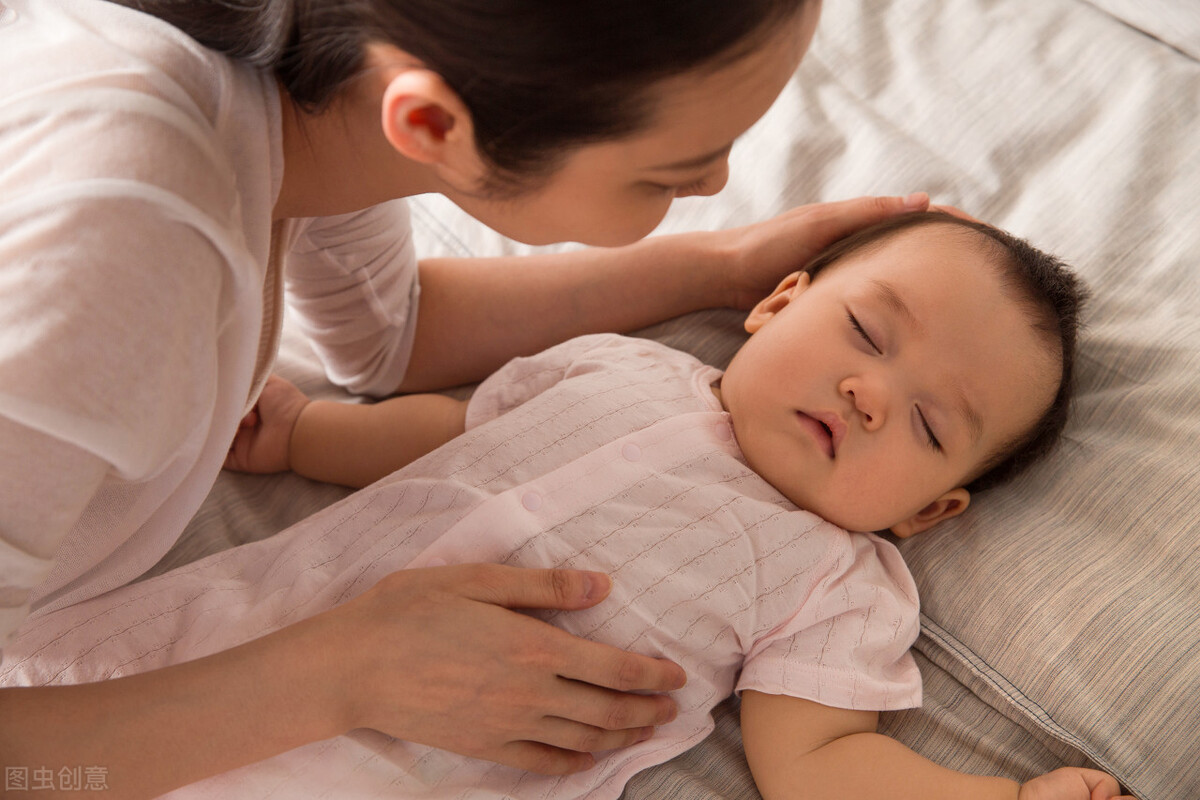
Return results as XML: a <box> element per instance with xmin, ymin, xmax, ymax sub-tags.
<box><xmin>161</xmin><ymin>0</ymin><xmax>1199</xmax><ymax>797</ymax></box>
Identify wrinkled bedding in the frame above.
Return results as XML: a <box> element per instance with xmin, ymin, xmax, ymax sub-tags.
<box><xmin>15</xmin><ymin>0</ymin><xmax>1200</xmax><ymax>797</ymax></box>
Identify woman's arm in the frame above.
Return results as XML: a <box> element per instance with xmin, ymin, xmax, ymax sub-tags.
<box><xmin>0</xmin><ymin>613</ymin><xmax>341</xmax><ymax>800</ymax></box>
<box><xmin>741</xmin><ymin>691</ymin><xmax>1132</xmax><ymax>800</ymax></box>
<box><xmin>400</xmin><ymin>194</ymin><xmax>931</xmax><ymax>391</ymax></box>
<box><xmin>0</xmin><ymin>565</ymin><xmax>684</xmax><ymax>799</ymax></box>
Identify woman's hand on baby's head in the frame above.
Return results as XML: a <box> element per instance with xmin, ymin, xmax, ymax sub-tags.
<box><xmin>223</xmin><ymin>374</ymin><xmax>311</xmax><ymax>475</ymax></box>
<box><xmin>710</xmin><ymin>194</ymin><xmax>932</xmax><ymax>311</ymax></box>
<box><xmin>1019</xmin><ymin>768</ymin><xmax>1138</xmax><ymax>800</ymax></box>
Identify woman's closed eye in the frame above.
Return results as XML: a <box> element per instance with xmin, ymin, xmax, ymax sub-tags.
<box><xmin>847</xmin><ymin>312</ymin><xmax>882</xmax><ymax>354</ymax></box>
<box><xmin>674</xmin><ymin>178</ymin><xmax>709</xmax><ymax>194</ymax></box>
<box><xmin>649</xmin><ymin>177</ymin><xmax>710</xmax><ymax>195</ymax></box>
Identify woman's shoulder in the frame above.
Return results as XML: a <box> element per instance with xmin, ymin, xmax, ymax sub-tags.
<box><xmin>0</xmin><ymin>0</ymin><xmax>281</xmax><ymax>235</ymax></box>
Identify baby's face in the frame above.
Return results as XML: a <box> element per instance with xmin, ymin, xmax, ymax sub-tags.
<box><xmin>717</xmin><ymin>225</ymin><xmax>1058</xmax><ymax>534</ymax></box>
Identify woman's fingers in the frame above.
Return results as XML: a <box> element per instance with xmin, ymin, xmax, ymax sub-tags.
<box><xmin>462</xmin><ymin>564</ymin><xmax>616</xmax><ymax>611</ymax></box>
<box><xmin>798</xmin><ymin>192</ymin><xmax>931</xmax><ymax>247</ymax></box>
<box><xmin>492</xmin><ymin>740</ymin><xmax>597</xmax><ymax>776</ymax></box>
<box><xmin>547</xmin><ymin>626</ymin><xmax>686</xmax><ymax>696</ymax></box>
<box><xmin>719</xmin><ymin>193</ymin><xmax>934</xmax><ymax>309</ymax></box>
<box><xmin>521</xmin><ymin>712</ymin><xmax>656</xmax><ymax>758</ymax></box>
<box><xmin>929</xmin><ymin>202</ymin><xmax>981</xmax><ymax>222</ymax></box>
<box><xmin>325</xmin><ymin>565</ymin><xmax>687</xmax><ymax>773</ymax></box>
<box><xmin>548</xmin><ymin>672</ymin><xmax>678</xmax><ymax>731</ymax></box>
<box><xmin>488</xmin><ymin>716</ymin><xmax>657</xmax><ymax>774</ymax></box>
<box><xmin>458</xmin><ymin>564</ymin><xmax>688</xmax><ymax>694</ymax></box>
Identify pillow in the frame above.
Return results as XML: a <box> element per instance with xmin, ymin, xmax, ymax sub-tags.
<box><xmin>1080</xmin><ymin>0</ymin><xmax>1200</xmax><ymax>61</ymax></box>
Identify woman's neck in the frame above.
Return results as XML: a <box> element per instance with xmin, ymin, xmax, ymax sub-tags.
<box><xmin>272</xmin><ymin>79</ymin><xmax>437</xmax><ymax>221</ymax></box>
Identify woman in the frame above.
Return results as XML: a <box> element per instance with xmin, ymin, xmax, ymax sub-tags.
<box><xmin>0</xmin><ymin>0</ymin><xmax>930</xmax><ymax>794</ymax></box>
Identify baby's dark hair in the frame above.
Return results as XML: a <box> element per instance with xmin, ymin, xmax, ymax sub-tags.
<box><xmin>803</xmin><ymin>211</ymin><xmax>1088</xmax><ymax>493</ymax></box>
<box><xmin>110</xmin><ymin>0</ymin><xmax>812</xmax><ymax>189</ymax></box>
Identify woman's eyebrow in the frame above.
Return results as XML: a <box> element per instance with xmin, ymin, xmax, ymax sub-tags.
<box><xmin>872</xmin><ymin>278</ymin><xmax>984</xmax><ymax>443</ymax></box>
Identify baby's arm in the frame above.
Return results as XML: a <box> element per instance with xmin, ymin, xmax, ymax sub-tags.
<box><xmin>741</xmin><ymin>691</ymin><xmax>1133</xmax><ymax>800</ymax></box>
<box><xmin>225</xmin><ymin>375</ymin><xmax>466</xmax><ymax>488</ymax></box>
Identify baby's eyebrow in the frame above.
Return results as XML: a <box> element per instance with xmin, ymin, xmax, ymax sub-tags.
<box><xmin>953</xmin><ymin>384</ymin><xmax>985</xmax><ymax>444</ymax></box>
<box><xmin>871</xmin><ymin>279</ymin><xmax>984</xmax><ymax>443</ymax></box>
<box><xmin>870</xmin><ymin>279</ymin><xmax>923</xmax><ymax>335</ymax></box>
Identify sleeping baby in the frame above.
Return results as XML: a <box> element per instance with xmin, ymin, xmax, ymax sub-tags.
<box><xmin>0</xmin><ymin>212</ymin><xmax>1130</xmax><ymax>799</ymax></box>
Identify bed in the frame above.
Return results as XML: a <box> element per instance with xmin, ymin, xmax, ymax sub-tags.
<box><xmin>124</xmin><ymin>0</ymin><xmax>1200</xmax><ymax>797</ymax></box>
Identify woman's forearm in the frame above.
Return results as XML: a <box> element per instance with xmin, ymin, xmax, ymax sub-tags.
<box><xmin>400</xmin><ymin>232</ymin><xmax>723</xmax><ymax>391</ymax></box>
<box><xmin>399</xmin><ymin>194</ymin><xmax>934</xmax><ymax>392</ymax></box>
<box><xmin>0</xmin><ymin>618</ymin><xmax>345</xmax><ymax>800</ymax></box>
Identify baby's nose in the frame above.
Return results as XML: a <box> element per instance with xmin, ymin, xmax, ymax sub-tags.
<box><xmin>840</xmin><ymin>378</ymin><xmax>886</xmax><ymax>430</ymax></box>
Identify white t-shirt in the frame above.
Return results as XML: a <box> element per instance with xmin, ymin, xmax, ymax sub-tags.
<box><xmin>1</xmin><ymin>335</ymin><xmax>921</xmax><ymax>799</ymax></box>
<box><xmin>0</xmin><ymin>0</ymin><xmax>421</xmax><ymax>642</ymax></box>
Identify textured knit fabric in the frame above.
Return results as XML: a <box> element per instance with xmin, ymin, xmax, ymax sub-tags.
<box><xmin>0</xmin><ymin>334</ymin><xmax>921</xmax><ymax>799</ymax></box>
<box><xmin>0</xmin><ymin>0</ymin><xmax>420</xmax><ymax>640</ymax></box>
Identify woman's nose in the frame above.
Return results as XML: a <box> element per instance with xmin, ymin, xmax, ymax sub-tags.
<box><xmin>839</xmin><ymin>376</ymin><xmax>886</xmax><ymax>430</ymax></box>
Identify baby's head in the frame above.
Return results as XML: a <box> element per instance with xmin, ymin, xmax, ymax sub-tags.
<box><xmin>717</xmin><ymin>212</ymin><xmax>1086</xmax><ymax>535</ymax></box>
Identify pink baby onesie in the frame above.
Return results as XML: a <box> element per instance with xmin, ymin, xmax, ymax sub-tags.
<box><xmin>1</xmin><ymin>334</ymin><xmax>922</xmax><ymax>799</ymax></box>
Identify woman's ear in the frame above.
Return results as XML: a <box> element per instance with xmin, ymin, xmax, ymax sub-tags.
<box><xmin>745</xmin><ymin>272</ymin><xmax>810</xmax><ymax>334</ymax></box>
<box><xmin>379</xmin><ymin>68</ymin><xmax>484</xmax><ymax>184</ymax></box>
<box><xmin>890</xmin><ymin>488</ymin><xmax>971</xmax><ymax>539</ymax></box>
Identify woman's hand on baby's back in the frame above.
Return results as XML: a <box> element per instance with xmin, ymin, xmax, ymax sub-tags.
<box><xmin>311</xmin><ymin>563</ymin><xmax>685</xmax><ymax>774</ymax></box>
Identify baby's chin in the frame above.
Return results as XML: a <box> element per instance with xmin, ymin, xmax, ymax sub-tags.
<box><xmin>788</xmin><ymin>494</ymin><xmax>906</xmax><ymax>535</ymax></box>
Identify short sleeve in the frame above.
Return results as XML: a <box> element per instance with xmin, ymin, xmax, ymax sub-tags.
<box><xmin>283</xmin><ymin>200</ymin><xmax>422</xmax><ymax>398</ymax></box>
<box><xmin>737</xmin><ymin>531</ymin><xmax>923</xmax><ymax>711</ymax></box>
<box><xmin>0</xmin><ymin>195</ymin><xmax>238</xmax><ymax>644</ymax></box>
<box><xmin>0</xmin><ymin>0</ymin><xmax>288</xmax><ymax>632</ymax></box>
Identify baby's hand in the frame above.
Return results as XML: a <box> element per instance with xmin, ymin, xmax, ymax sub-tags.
<box><xmin>224</xmin><ymin>375</ymin><xmax>310</xmax><ymax>475</ymax></box>
<box><xmin>1020</xmin><ymin>768</ymin><xmax>1137</xmax><ymax>800</ymax></box>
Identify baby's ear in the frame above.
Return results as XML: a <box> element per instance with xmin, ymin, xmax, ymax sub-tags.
<box><xmin>890</xmin><ymin>488</ymin><xmax>970</xmax><ymax>539</ymax></box>
<box><xmin>745</xmin><ymin>272</ymin><xmax>810</xmax><ymax>334</ymax></box>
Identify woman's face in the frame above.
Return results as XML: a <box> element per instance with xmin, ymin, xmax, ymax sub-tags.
<box><xmin>446</xmin><ymin>1</ymin><xmax>822</xmax><ymax>247</ymax></box>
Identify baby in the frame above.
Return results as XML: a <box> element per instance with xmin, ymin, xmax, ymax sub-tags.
<box><xmin>1</xmin><ymin>213</ymin><xmax>1126</xmax><ymax>799</ymax></box>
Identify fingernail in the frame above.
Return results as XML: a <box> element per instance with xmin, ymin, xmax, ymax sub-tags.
<box><xmin>903</xmin><ymin>191</ymin><xmax>929</xmax><ymax>210</ymax></box>
<box><xmin>584</xmin><ymin>572</ymin><xmax>611</xmax><ymax>602</ymax></box>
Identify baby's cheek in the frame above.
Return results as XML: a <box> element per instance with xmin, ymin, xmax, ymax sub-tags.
<box><xmin>833</xmin><ymin>466</ymin><xmax>924</xmax><ymax>533</ymax></box>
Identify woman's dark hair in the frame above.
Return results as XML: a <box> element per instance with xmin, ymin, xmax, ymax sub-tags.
<box><xmin>111</xmin><ymin>0</ymin><xmax>810</xmax><ymax>186</ymax></box>
<box><xmin>802</xmin><ymin>211</ymin><xmax>1089</xmax><ymax>494</ymax></box>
